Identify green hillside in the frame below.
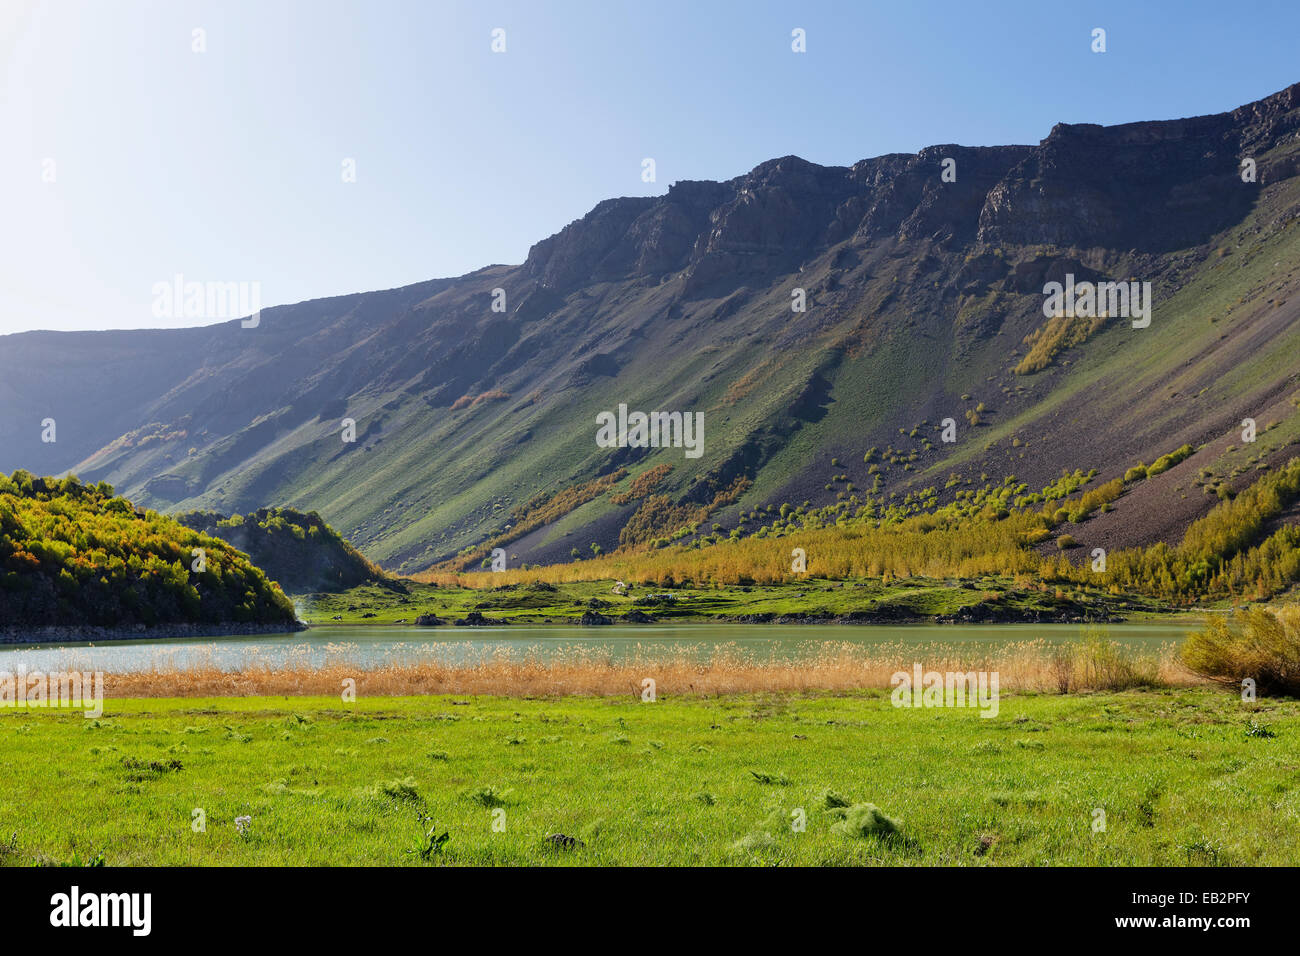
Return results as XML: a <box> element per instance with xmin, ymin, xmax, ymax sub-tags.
<box><xmin>174</xmin><ymin>507</ymin><xmax>386</xmax><ymax>594</ymax></box>
<box><xmin>0</xmin><ymin>471</ymin><xmax>298</xmax><ymax>630</ymax></box>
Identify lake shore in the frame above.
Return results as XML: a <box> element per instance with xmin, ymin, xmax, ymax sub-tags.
<box><xmin>0</xmin><ymin>619</ymin><xmax>308</xmax><ymax>646</ymax></box>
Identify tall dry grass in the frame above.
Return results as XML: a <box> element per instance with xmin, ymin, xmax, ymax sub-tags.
<box><xmin>96</xmin><ymin>639</ymin><xmax>1198</xmax><ymax>699</ymax></box>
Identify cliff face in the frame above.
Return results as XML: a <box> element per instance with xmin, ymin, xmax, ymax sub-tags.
<box><xmin>520</xmin><ymin>82</ymin><xmax>1300</xmax><ymax>291</ymax></box>
<box><xmin>3</xmin><ymin>82</ymin><xmax>1299</xmax><ymax>573</ymax></box>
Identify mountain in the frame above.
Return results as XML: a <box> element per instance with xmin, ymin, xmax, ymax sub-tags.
<box><xmin>3</xmin><ymin>83</ymin><xmax>1300</xmax><ymax>575</ymax></box>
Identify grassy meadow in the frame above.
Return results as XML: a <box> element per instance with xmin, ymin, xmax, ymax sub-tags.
<box><xmin>2</xmin><ymin>687</ymin><xmax>1297</xmax><ymax>866</ymax></box>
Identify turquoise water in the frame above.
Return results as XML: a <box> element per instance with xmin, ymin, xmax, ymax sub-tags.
<box><xmin>0</xmin><ymin>621</ymin><xmax>1196</xmax><ymax>673</ymax></box>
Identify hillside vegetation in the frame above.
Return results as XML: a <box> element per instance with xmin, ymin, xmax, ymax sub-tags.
<box><xmin>175</xmin><ymin>507</ymin><xmax>386</xmax><ymax>594</ymax></box>
<box><xmin>431</xmin><ymin>454</ymin><xmax>1300</xmax><ymax>608</ymax></box>
<box><xmin>0</xmin><ymin>471</ymin><xmax>297</xmax><ymax>630</ymax></box>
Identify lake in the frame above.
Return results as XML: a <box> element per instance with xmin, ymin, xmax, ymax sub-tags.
<box><xmin>0</xmin><ymin>621</ymin><xmax>1198</xmax><ymax>673</ymax></box>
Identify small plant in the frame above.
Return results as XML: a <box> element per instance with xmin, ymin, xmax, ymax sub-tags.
<box><xmin>732</xmin><ymin>831</ymin><xmax>778</xmax><ymax>853</ymax></box>
<box><xmin>464</xmin><ymin>784</ymin><xmax>511</xmax><ymax>808</ymax></box>
<box><xmin>362</xmin><ymin>777</ymin><xmax>422</xmax><ymax>803</ymax></box>
<box><xmin>411</xmin><ymin>818</ymin><xmax>450</xmax><ymax>860</ymax></box>
<box><xmin>1245</xmin><ymin>719</ymin><xmax>1276</xmax><ymax>739</ymax></box>
<box><xmin>831</xmin><ymin>803</ymin><xmax>900</xmax><ymax>839</ymax></box>
<box><xmin>820</xmin><ymin>788</ymin><xmax>851</xmax><ymax>809</ymax></box>
<box><xmin>1179</xmin><ymin>838</ymin><xmax>1223</xmax><ymax>866</ymax></box>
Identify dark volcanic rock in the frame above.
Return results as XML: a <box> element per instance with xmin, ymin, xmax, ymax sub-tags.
<box><xmin>1</xmin><ymin>620</ymin><xmax>307</xmax><ymax>645</ymax></box>
<box><xmin>454</xmin><ymin>611</ymin><xmax>508</xmax><ymax>626</ymax></box>
<box><xmin>544</xmin><ymin>833</ymin><xmax>584</xmax><ymax>850</ymax></box>
<box><xmin>974</xmin><ymin>90</ymin><xmax>1300</xmax><ymax>252</ymax></box>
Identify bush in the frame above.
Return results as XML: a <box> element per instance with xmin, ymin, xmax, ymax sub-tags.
<box><xmin>1148</xmin><ymin>444</ymin><xmax>1195</xmax><ymax>477</ymax></box>
<box><xmin>1181</xmin><ymin>605</ymin><xmax>1300</xmax><ymax>696</ymax></box>
<box><xmin>1057</xmin><ymin>534</ymin><xmax>1077</xmax><ymax>550</ymax></box>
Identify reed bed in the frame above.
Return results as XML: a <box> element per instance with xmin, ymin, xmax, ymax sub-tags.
<box><xmin>94</xmin><ymin>638</ymin><xmax>1200</xmax><ymax>699</ymax></box>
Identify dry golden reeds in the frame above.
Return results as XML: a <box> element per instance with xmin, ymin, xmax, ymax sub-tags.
<box><xmin>90</xmin><ymin>639</ymin><xmax>1200</xmax><ymax>699</ymax></box>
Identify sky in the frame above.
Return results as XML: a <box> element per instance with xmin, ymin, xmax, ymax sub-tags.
<box><xmin>2</xmin><ymin>0</ymin><xmax>1298</xmax><ymax>334</ymax></box>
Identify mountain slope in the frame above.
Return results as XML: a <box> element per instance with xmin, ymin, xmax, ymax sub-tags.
<box><xmin>3</xmin><ymin>83</ymin><xmax>1299</xmax><ymax>574</ymax></box>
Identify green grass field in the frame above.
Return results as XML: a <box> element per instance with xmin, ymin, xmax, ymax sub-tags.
<box><xmin>2</xmin><ymin>688</ymin><xmax>1296</xmax><ymax>866</ymax></box>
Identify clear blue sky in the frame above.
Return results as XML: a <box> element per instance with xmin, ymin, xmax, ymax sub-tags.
<box><xmin>3</xmin><ymin>0</ymin><xmax>1298</xmax><ymax>333</ymax></box>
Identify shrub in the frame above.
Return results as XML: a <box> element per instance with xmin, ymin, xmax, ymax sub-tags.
<box><xmin>1056</xmin><ymin>534</ymin><xmax>1077</xmax><ymax>550</ymax></box>
<box><xmin>464</xmin><ymin>784</ymin><xmax>512</xmax><ymax>807</ymax></box>
<box><xmin>610</xmin><ymin>463</ymin><xmax>674</xmax><ymax>505</ymax></box>
<box><xmin>1180</xmin><ymin>605</ymin><xmax>1300</xmax><ymax>696</ymax></box>
<box><xmin>1148</xmin><ymin>444</ymin><xmax>1195</xmax><ymax>477</ymax></box>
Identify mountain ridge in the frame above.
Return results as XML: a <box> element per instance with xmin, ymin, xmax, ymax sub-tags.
<box><xmin>4</xmin><ymin>81</ymin><xmax>1300</xmax><ymax>574</ymax></box>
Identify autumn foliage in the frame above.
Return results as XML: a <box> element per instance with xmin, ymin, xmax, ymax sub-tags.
<box><xmin>0</xmin><ymin>471</ymin><xmax>297</xmax><ymax>628</ymax></box>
